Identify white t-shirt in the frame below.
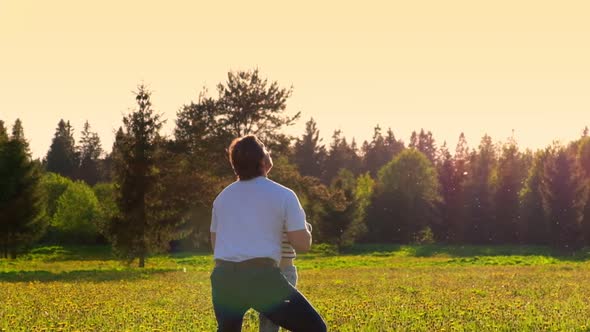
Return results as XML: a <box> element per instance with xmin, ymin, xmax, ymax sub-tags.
<box><xmin>210</xmin><ymin>176</ymin><xmax>307</xmax><ymax>264</ymax></box>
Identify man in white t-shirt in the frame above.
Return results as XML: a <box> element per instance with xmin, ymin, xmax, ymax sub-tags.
<box><xmin>210</xmin><ymin>135</ymin><xmax>326</xmax><ymax>332</ymax></box>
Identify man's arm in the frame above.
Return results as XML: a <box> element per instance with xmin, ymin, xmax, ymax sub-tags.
<box><xmin>287</xmin><ymin>224</ymin><xmax>312</xmax><ymax>252</ymax></box>
<box><xmin>285</xmin><ymin>190</ymin><xmax>312</xmax><ymax>252</ymax></box>
<box><xmin>210</xmin><ymin>232</ymin><xmax>216</xmax><ymax>251</ymax></box>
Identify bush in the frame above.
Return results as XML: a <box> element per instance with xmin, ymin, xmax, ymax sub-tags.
<box><xmin>41</xmin><ymin>174</ymin><xmax>103</xmax><ymax>244</ymax></box>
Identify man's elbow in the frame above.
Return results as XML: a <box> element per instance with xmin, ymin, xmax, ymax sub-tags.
<box><xmin>293</xmin><ymin>241</ymin><xmax>311</xmax><ymax>253</ymax></box>
<box><xmin>288</xmin><ymin>230</ymin><xmax>312</xmax><ymax>252</ymax></box>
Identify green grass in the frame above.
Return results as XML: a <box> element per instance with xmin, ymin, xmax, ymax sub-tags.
<box><xmin>1</xmin><ymin>245</ymin><xmax>590</xmax><ymax>331</ymax></box>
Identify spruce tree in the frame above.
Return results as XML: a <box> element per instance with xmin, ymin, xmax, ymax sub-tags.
<box><xmin>464</xmin><ymin>134</ymin><xmax>496</xmax><ymax>244</ymax></box>
<box><xmin>78</xmin><ymin>121</ymin><xmax>103</xmax><ymax>185</ymax></box>
<box><xmin>293</xmin><ymin>118</ymin><xmax>326</xmax><ymax>179</ymax></box>
<box><xmin>0</xmin><ymin>120</ymin><xmax>46</xmax><ymax>258</ymax></box>
<box><xmin>108</xmin><ymin>85</ymin><xmax>180</xmax><ymax>267</ymax></box>
<box><xmin>45</xmin><ymin>119</ymin><xmax>78</xmax><ymax>178</ymax></box>
<box><xmin>493</xmin><ymin>138</ymin><xmax>526</xmax><ymax>243</ymax></box>
<box><xmin>541</xmin><ymin>146</ymin><xmax>588</xmax><ymax>251</ymax></box>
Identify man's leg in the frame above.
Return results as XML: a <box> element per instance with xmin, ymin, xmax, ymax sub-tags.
<box><xmin>259</xmin><ymin>311</ymin><xmax>279</xmax><ymax>332</ymax></box>
<box><xmin>259</xmin><ymin>266</ymin><xmax>299</xmax><ymax>332</ymax></box>
<box><xmin>251</xmin><ymin>267</ymin><xmax>325</xmax><ymax>332</ymax></box>
<box><xmin>213</xmin><ymin>305</ymin><xmax>248</xmax><ymax>332</ymax></box>
<box><xmin>257</xmin><ymin>287</ymin><xmax>326</xmax><ymax>332</ymax></box>
<box><xmin>211</xmin><ymin>267</ymin><xmax>249</xmax><ymax>332</ymax></box>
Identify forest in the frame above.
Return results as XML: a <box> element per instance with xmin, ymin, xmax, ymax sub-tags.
<box><xmin>2</xmin><ymin>69</ymin><xmax>590</xmax><ymax>265</ymax></box>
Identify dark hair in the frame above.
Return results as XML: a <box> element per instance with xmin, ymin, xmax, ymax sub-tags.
<box><xmin>228</xmin><ymin>135</ymin><xmax>266</xmax><ymax>181</ymax></box>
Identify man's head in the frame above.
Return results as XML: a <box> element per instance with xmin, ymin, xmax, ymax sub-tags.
<box><xmin>228</xmin><ymin>135</ymin><xmax>272</xmax><ymax>180</ymax></box>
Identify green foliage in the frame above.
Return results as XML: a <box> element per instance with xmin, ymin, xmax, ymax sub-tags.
<box><xmin>320</xmin><ymin>169</ymin><xmax>357</xmax><ymax>247</ymax></box>
<box><xmin>519</xmin><ymin>150</ymin><xmax>550</xmax><ymax>245</ymax></box>
<box><xmin>41</xmin><ymin>173</ymin><xmax>73</xmax><ymax>218</ymax></box>
<box><xmin>361</xmin><ymin>126</ymin><xmax>404</xmax><ymax>178</ymax></box>
<box><xmin>409</xmin><ymin>129</ymin><xmax>437</xmax><ymax>163</ymax></box>
<box><xmin>45</xmin><ymin>119</ymin><xmax>78</xmax><ymax>179</ymax></box>
<box><xmin>368</xmin><ymin>149</ymin><xmax>441</xmax><ymax>243</ymax></box>
<box><xmin>174</xmin><ymin>92</ymin><xmax>231</xmax><ymax>176</ymax></box>
<box><xmin>51</xmin><ymin>181</ymin><xmax>101</xmax><ymax>243</ymax></box>
<box><xmin>15</xmin><ymin>71</ymin><xmax>590</xmax><ymax>250</ymax></box>
<box><xmin>320</xmin><ymin>170</ymin><xmax>375</xmax><ymax>247</ymax></box>
<box><xmin>493</xmin><ymin>138</ymin><xmax>527</xmax><ymax>243</ymax></box>
<box><xmin>435</xmin><ymin>142</ymin><xmax>454</xmax><ymax>243</ymax></box>
<box><xmin>77</xmin><ymin>121</ymin><xmax>103</xmax><ymax>185</ymax></box>
<box><xmin>413</xmin><ymin>226</ymin><xmax>435</xmax><ymax>245</ymax></box>
<box><xmin>323</xmin><ymin>130</ymin><xmax>362</xmax><ymax>183</ymax></box>
<box><xmin>293</xmin><ymin>117</ymin><xmax>327</xmax><ymax>179</ymax></box>
<box><xmin>41</xmin><ymin>173</ymin><xmax>102</xmax><ymax>244</ymax></box>
<box><xmin>154</xmin><ymin>145</ymin><xmax>224</xmax><ymax>250</ymax></box>
<box><xmin>0</xmin><ymin>119</ymin><xmax>47</xmax><ymax>258</ymax></box>
<box><xmin>109</xmin><ymin>85</ymin><xmax>190</xmax><ymax>267</ymax></box>
<box><xmin>343</xmin><ymin>172</ymin><xmax>374</xmax><ymax>245</ymax></box>
<box><xmin>0</xmin><ymin>120</ymin><xmax>7</xmax><ymax>143</ymax></box>
<box><xmin>577</xmin><ymin>137</ymin><xmax>590</xmax><ymax>244</ymax></box>
<box><xmin>93</xmin><ymin>183</ymin><xmax>118</xmax><ymax>237</ymax></box>
<box><xmin>540</xmin><ymin>145</ymin><xmax>588</xmax><ymax>251</ymax></box>
<box><xmin>464</xmin><ymin>134</ymin><xmax>497</xmax><ymax>244</ymax></box>
<box><xmin>216</xmin><ymin>68</ymin><xmax>300</xmax><ymax>142</ymax></box>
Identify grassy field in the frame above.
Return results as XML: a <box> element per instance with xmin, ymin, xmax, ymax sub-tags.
<box><xmin>2</xmin><ymin>245</ymin><xmax>590</xmax><ymax>331</ymax></box>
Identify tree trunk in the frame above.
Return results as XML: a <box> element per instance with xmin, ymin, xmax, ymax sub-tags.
<box><xmin>138</xmin><ymin>255</ymin><xmax>145</xmax><ymax>268</ymax></box>
<box><xmin>10</xmin><ymin>250</ymin><xmax>17</xmax><ymax>260</ymax></box>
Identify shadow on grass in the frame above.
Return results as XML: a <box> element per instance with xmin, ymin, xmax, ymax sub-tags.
<box><xmin>20</xmin><ymin>245</ymin><xmax>213</xmax><ymax>263</ymax></box>
<box><xmin>0</xmin><ymin>268</ymin><xmax>176</xmax><ymax>283</ymax></box>
<box><xmin>19</xmin><ymin>245</ymin><xmax>116</xmax><ymax>262</ymax></box>
<box><xmin>338</xmin><ymin>244</ymin><xmax>590</xmax><ymax>262</ymax></box>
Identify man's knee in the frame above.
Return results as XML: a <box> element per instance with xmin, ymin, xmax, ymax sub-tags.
<box><xmin>314</xmin><ymin>319</ymin><xmax>327</xmax><ymax>332</ymax></box>
<box><xmin>305</xmin><ymin>316</ymin><xmax>327</xmax><ymax>332</ymax></box>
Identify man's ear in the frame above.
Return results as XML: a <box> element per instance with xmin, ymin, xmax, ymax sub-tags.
<box><xmin>261</xmin><ymin>153</ymin><xmax>273</xmax><ymax>174</ymax></box>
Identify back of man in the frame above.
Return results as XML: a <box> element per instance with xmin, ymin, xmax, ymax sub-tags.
<box><xmin>212</xmin><ymin>177</ymin><xmax>303</xmax><ymax>265</ymax></box>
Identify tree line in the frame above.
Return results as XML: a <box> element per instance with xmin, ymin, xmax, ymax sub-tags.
<box><xmin>2</xmin><ymin>68</ymin><xmax>590</xmax><ymax>264</ymax></box>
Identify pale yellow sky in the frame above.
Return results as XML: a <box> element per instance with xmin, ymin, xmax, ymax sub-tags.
<box><xmin>1</xmin><ymin>0</ymin><xmax>590</xmax><ymax>158</ymax></box>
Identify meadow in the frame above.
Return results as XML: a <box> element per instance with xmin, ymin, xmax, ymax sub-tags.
<box><xmin>1</xmin><ymin>245</ymin><xmax>590</xmax><ymax>331</ymax></box>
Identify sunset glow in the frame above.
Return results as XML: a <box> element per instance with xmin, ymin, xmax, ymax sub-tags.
<box><xmin>2</xmin><ymin>0</ymin><xmax>590</xmax><ymax>157</ymax></box>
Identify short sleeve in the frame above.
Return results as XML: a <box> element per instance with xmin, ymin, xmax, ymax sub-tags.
<box><xmin>210</xmin><ymin>203</ymin><xmax>218</xmax><ymax>233</ymax></box>
<box><xmin>284</xmin><ymin>190</ymin><xmax>307</xmax><ymax>232</ymax></box>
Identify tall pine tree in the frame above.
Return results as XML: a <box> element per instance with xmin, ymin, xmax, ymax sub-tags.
<box><xmin>464</xmin><ymin>134</ymin><xmax>496</xmax><ymax>244</ymax></box>
<box><xmin>216</xmin><ymin>68</ymin><xmax>300</xmax><ymax>143</ymax></box>
<box><xmin>362</xmin><ymin>126</ymin><xmax>404</xmax><ymax>177</ymax></box>
<box><xmin>519</xmin><ymin>149</ymin><xmax>550</xmax><ymax>245</ymax></box>
<box><xmin>78</xmin><ymin>121</ymin><xmax>103</xmax><ymax>185</ymax></box>
<box><xmin>0</xmin><ymin>121</ymin><xmax>7</xmax><ymax>143</ymax></box>
<box><xmin>445</xmin><ymin>133</ymin><xmax>470</xmax><ymax>243</ymax></box>
<box><xmin>493</xmin><ymin>137</ymin><xmax>526</xmax><ymax>244</ymax></box>
<box><xmin>0</xmin><ymin>120</ymin><xmax>46</xmax><ymax>258</ymax></box>
<box><xmin>578</xmin><ymin>137</ymin><xmax>590</xmax><ymax>245</ymax></box>
<box><xmin>45</xmin><ymin>119</ymin><xmax>78</xmax><ymax>178</ymax></box>
<box><xmin>541</xmin><ymin>146</ymin><xmax>588</xmax><ymax>251</ymax></box>
<box><xmin>409</xmin><ymin>129</ymin><xmax>437</xmax><ymax>164</ymax></box>
<box><xmin>108</xmin><ymin>85</ymin><xmax>182</xmax><ymax>267</ymax></box>
<box><xmin>293</xmin><ymin>118</ymin><xmax>327</xmax><ymax>179</ymax></box>
<box><xmin>323</xmin><ymin>130</ymin><xmax>361</xmax><ymax>183</ymax></box>
<box><xmin>435</xmin><ymin>142</ymin><xmax>454</xmax><ymax>242</ymax></box>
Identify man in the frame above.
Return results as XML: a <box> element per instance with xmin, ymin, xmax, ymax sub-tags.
<box><xmin>210</xmin><ymin>135</ymin><xmax>327</xmax><ymax>332</ymax></box>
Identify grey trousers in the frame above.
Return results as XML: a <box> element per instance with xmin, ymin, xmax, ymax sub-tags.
<box><xmin>259</xmin><ymin>265</ymin><xmax>298</xmax><ymax>332</ymax></box>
